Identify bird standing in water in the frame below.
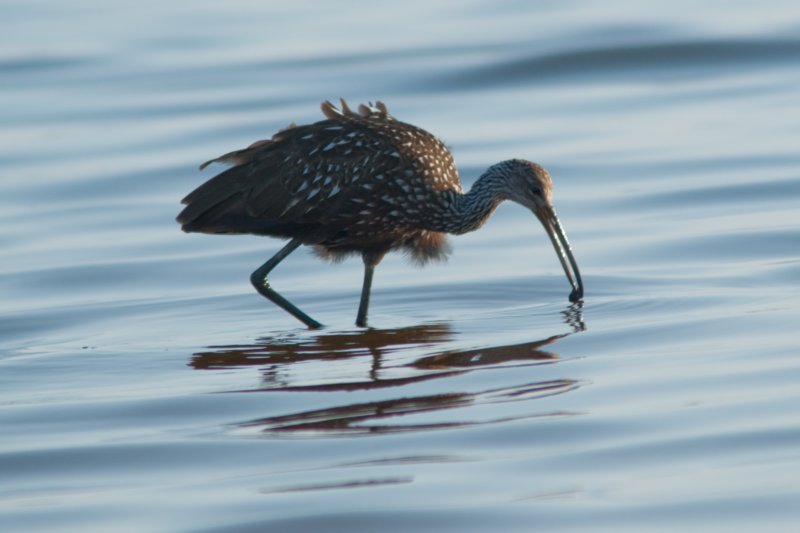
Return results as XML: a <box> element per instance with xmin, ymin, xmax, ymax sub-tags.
<box><xmin>177</xmin><ymin>100</ymin><xmax>583</xmax><ymax>328</ymax></box>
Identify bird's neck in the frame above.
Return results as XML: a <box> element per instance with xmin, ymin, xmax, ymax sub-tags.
<box><xmin>433</xmin><ymin>170</ymin><xmax>506</xmax><ymax>235</ymax></box>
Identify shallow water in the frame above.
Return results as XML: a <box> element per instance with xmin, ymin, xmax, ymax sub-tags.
<box><xmin>2</xmin><ymin>1</ymin><xmax>800</xmax><ymax>531</ymax></box>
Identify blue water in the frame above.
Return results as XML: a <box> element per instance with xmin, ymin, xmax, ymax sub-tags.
<box><xmin>2</xmin><ymin>1</ymin><xmax>799</xmax><ymax>531</ymax></box>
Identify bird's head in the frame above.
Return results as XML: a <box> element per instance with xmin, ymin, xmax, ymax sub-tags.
<box><xmin>487</xmin><ymin>159</ymin><xmax>553</xmax><ymax>210</ymax></box>
<box><xmin>487</xmin><ymin>159</ymin><xmax>584</xmax><ymax>303</ymax></box>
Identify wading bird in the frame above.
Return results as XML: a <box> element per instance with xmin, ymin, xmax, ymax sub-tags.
<box><xmin>177</xmin><ymin>100</ymin><xmax>583</xmax><ymax>328</ymax></box>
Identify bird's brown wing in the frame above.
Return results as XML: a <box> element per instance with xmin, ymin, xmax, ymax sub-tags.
<box><xmin>176</xmin><ymin>114</ymin><xmax>404</xmax><ymax>242</ymax></box>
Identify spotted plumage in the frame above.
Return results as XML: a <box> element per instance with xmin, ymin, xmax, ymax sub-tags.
<box><xmin>177</xmin><ymin>99</ymin><xmax>583</xmax><ymax>328</ymax></box>
<box><xmin>180</xmin><ymin>100</ymin><xmax>458</xmax><ymax>264</ymax></box>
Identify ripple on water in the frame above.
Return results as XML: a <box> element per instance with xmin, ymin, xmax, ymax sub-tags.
<box><xmin>437</xmin><ymin>37</ymin><xmax>800</xmax><ymax>89</ymax></box>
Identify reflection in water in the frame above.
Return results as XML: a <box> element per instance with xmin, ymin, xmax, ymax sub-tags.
<box><xmin>191</xmin><ymin>323</ymin><xmax>460</xmax><ymax>390</ymax></box>
<box><xmin>191</xmin><ymin>307</ymin><xmax>585</xmax><ymax>437</ymax></box>
<box><xmin>259</xmin><ymin>476</ymin><xmax>413</xmax><ymax>495</ymax></box>
<box><xmin>236</xmin><ymin>379</ymin><xmax>580</xmax><ymax>437</ymax></box>
<box><xmin>411</xmin><ymin>334</ymin><xmax>561</xmax><ymax>370</ymax></box>
<box><xmin>190</xmin><ymin>304</ymin><xmax>585</xmax><ymax>379</ymax></box>
<box><xmin>191</xmin><ymin>323</ymin><xmax>453</xmax><ymax>370</ymax></box>
<box><xmin>563</xmin><ymin>302</ymin><xmax>586</xmax><ymax>333</ymax></box>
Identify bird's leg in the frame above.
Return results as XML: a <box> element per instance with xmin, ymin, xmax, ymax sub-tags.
<box><xmin>355</xmin><ymin>252</ymin><xmax>383</xmax><ymax>328</ymax></box>
<box><xmin>355</xmin><ymin>264</ymin><xmax>375</xmax><ymax>328</ymax></box>
<box><xmin>250</xmin><ymin>239</ymin><xmax>323</xmax><ymax>329</ymax></box>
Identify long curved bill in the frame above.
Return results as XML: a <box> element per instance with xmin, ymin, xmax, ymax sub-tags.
<box><xmin>534</xmin><ymin>206</ymin><xmax>584</xmax><ymax>302</ymax></box>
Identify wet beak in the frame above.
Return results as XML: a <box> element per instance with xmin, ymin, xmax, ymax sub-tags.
<box><xmin>534</xmin><ymin>205</ymin><xmax>584</xmax><ymax>302</ymax></box>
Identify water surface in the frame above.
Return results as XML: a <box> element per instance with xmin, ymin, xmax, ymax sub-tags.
<box><xmin>2</xmin><ymin>1</ymin><xmax>799</xmax><ymax>531</ymax></box>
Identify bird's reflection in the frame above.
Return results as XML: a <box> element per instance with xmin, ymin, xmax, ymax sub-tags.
<box><xmin>191</xmin><ymin>304</ymin><xmax>585</xmax><ymax>379</ymax></box>
<box><xmin>191</xmin><ymin>322</ymin><xmax>452</xmax><ymax>371</ymax></box>
<box><xmin>190</xmin><ymin>324</ymin><xmax>570</xmax><ymax>391</ymax></box>
<box><xmin>235</xmin><ymin>379</ymin><xmax>581</xmax><ymax>437</ymax></box>
<box><xmin>411</xmin><ymin>334</ymin><xmax>561</xmax><ymax>370</ymax></box>
<box><xmin>190</xmin><ymin>305</ymin><xmax>586</xmax><ymax>437</ymax></box>
<box><xmin>191</xmin><ymin>323</ymin><xmax>459</xmax><ymax>390</ymax></box>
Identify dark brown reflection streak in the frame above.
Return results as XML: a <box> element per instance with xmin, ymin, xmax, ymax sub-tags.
<box><xmin>190</xmin><ymin>323</ymin><xmax>457</xmax><ymax>390</ymax></box>
<box><xmin>192</xmin><ymin>305</ymin><xmax>586</xmax><ymax>436</ymax></box>
<box><xmin>191</xmin><ymin>323</ymin><xmax>452</xmax><ymax>369</ymax></box>
<box><xmin>259</xmin><ymin>476</ymin><xmax>413</xmax><ymax>495</ymax></box>
<box><xmin>238</xmin><ymin>379</ymin><xmax>581</xmax><ymax>437</ymax></box>
<box><xmin>190</xmin><ymin>304</ymin><xmax>585</xmax><ymax>393</ymax></box>
<box><xmin>411</xmin><ymin>333</ymin><xmax>562</xmax><ymax>370</ymax></box>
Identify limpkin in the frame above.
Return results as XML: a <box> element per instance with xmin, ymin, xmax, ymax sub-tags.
<box><xmin>177</xmin><ymin>99</ymin><xmax>583</xmax><ymax>328</ymax></box>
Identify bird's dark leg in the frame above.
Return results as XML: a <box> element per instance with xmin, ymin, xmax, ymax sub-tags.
<box><xmin>355</xmin><ymin>252</ymin><xmax>383</xmax><ymax>328</ymax></box>
<box><xmin>250</xmin><ymin>239</ymin><xmax>323</xmax><ymax>329</ymax></box>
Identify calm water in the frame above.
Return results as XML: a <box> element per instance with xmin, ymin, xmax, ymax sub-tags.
<box><xmin>2</xmin><ymin>1</ymin><xmax>799</xmax><ymax>531</ymax></box>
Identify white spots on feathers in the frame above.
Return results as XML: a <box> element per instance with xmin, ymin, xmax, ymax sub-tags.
<box><xmin>251</xmin><ymin>100</ymin><xmax>465</xmax><ymax>236</ymax></box>
<box><xmin>280</xmin><ymin>198</ymin><xmax>299</xmax><ymax>215</ymax></box>
<box><xmin>194</xmin><ymin>100</ymin><xmax>471</xmax><ymax>259</ymax></box>
<box><xmin>318</xmin><ymin>138</ymin><xmax>352</xmax><ymax>154</ymax></box>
